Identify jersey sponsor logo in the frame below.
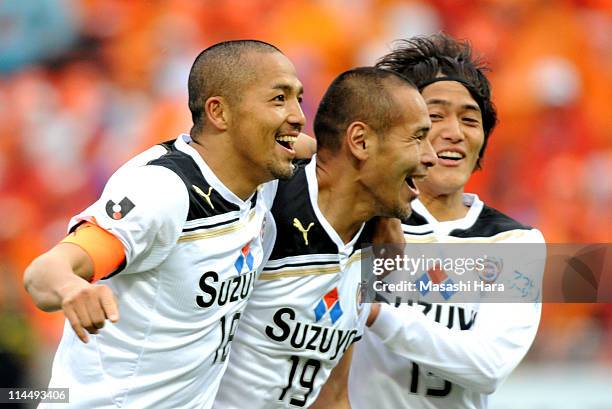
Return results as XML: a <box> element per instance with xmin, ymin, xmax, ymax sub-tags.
<box><xmin>416</xmin><ymin>267</ymin><xmax>458</xmax><ymax>300</ymax></box>
<box><xmin>234</xmin><ymin>243</ymin><xmax>254</xmax><ymax>275</ymax></box>
<box><xmin>313</xmin><ymin>287</ymin><xmax>343</xmax><ymax>324</ymax></box>
<box><xmin>479</xmin><ymin>256</ymin><xmax>502</xmax><ymax>284</ymax></box>
<box><xmin>265</xmin><ymin>307</ymin><xmax>357</xmax><ymax>360</ymax></box>
<box><xmin>292</xmin><ymin>218</ymin><xmax>315</xmax><ymax>246</ymax></box>
<box><xmin>196</xmin><ymin>270</ymin><xmax>256</xmax><ymax>308</ymax></box>
<box><xmin>105</xmin><ymin>197</ymin><xmax>135</xmax><ymax>220</ymax></box>
<box><xmin>192</xmin><ymin>185</ymin><xmax>214</xmax><ymax>209</ymax></box>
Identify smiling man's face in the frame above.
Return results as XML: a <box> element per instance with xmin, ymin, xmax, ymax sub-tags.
<box><xmin>229</xmin><ymin>51</ymin><xmax>306</xmax><ymax>183</ymax></box>
<box><xmin>417</xmin><ymin>80</ymin><xmax>485</xmax><ymax>197</ymax></box>
<box><xmin>363</xmin><ymin>86</ymin><xmax>435</xmax><ymax>220</ymax></box>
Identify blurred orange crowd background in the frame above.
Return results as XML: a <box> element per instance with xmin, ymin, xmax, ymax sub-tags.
<box><xmin>0</xmin><ymin>0</ymin><xmax>610</xmax><ymax>390</ymax></box>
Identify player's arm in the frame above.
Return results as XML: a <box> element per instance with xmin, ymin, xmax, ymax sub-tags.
<box><xmin>368</xmin><ymin>231</ymin><xmax>546</xmax><ymax>393</ymax></box>
<box><xmin>294</xmin><ymin>132</ymin><xmax>317</xmax><ymax>159</ymax></box>
<box><xmin>310</xmin><ymin>345</ymin><xmax>355</xmax><ymax>409</ymax></box>
<box><xmin>24</xmin><ymin>223</ymin><xmax>123</xmax><ymax>343</ymax></box>
<box><xmin>369</xmin><ymin>302</ymin><xmax>540</xmax><ymax>394</ymax></box>
<box><xmin>25</xmin><ymin>164</ymin><xmax>188</xmax><ymax>344</ymax></box>
<box><xmin>371</xmin><ymin>217</ymin><xmax>404</xmax><ymax>243</ymax></box>
<box><xmin>371</xmin><ymin>217</ymin><xmax>405</xmax><ymax>270</ymax></box>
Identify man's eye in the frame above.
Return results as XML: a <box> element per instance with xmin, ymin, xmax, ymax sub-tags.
<box><xmin>429</xmin><ymin>113</ymin><xmax>443</xmax><ymax>120</ymax></box>
<box><xmin>463</xmin><ymin>117</ymin><xmax>480</xmax><ymax>126</ymax></box>
<box><xmin>297</xmin><ymin>96</ymin><xmax>303</xmax><ymax>104</ymax></box>
<box><xmin>273</xmin><ymin>95</ymin><xmax>285</xmax><ymax>102</ymax></box>
<box><xmin>413</xmin><ymin>133</ymin><xmax>427</xmax><ymax>142</ymax></box>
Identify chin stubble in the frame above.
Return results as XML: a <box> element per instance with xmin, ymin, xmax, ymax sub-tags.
<box><xmin>268</xmin><ymin>160</ymin><xmax>295</xmax><ymax>180</ymax></box>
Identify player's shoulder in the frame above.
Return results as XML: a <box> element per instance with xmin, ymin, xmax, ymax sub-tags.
<box><xmin>147</xmin><ymin>145</ymin><xmax>198</xmax><ymax>179</ymax></box>
<box><xmin>275</xmin><ymin>159</ymin><xmax>310</xmax><ymax>199</ymax></box>
<box><xmin>149</xmin><ymin>149</ymin><xmax>256</xmax><ymax>222</ymax></box>
<box><xmin>471</xmin><ymin>204</ymin><xmax>532</xmax><ymax>233</ymax></box>
<box><xmin>270</xmin><ymin>160</ymin><xmax>311</xmax><ymax>221</ymax></box>
<box><xmin>105</xmin><ymin>162</ymin><xmax>189</xmax><ymax>214</ymax></box>
<box><xmin>269</xmin><ymin>160</ymin><xmax>336</xmax><ymax>258</ymax></box>
<box><xmin>452</xmin><ymin>204</ymin><xmax>544</xmax><ymax>242</ymax></box>
<box><xmin>267</xmin><ymin>159</ymin><xmax>374</xmax><ymax>262</ymax></box>
<box><xmin>118</xmin><ymin>143</ymin><xmax>172</xmax><ymax>171</ymax></box>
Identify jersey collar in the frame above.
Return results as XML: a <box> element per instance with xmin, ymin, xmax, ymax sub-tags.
<box><xmin>305</xmin><ymin>155</ymin><xmax>365</xmax><ymax>256</ymax></box>
<box><xmin>175</xmin><ymin>134</ymin><xmax>255</xmax><ymax>209</ymax></box>
<box><xmin>410</xmin><ymin>193</ymin><xmax>484</xmax><ymax>236</ymax></box>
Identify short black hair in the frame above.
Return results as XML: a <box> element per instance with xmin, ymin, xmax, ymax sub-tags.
<box><xmin>376</xmin><ymin>33</ymin><xmax>497</xmax><ymax>169</ymax></box>
<box><xmin>188</xmin><ymin>40</ymin><xmax>282</xmax><ymax>136</ymax></box>
<box><xmin>313</xmin><ymin>67</ymin><xmax>417</xmax><ymax>153</ymax></box>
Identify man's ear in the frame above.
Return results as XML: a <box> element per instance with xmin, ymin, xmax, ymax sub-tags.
<box><xmin>345</xmin><ymin>121</ymin><xmax>373</xmax><ymax>161</ymax></box>
<box><xmin>204</xmin><ymin>96</ymin><xmax>230</xmax><ymax>131</ymax></box>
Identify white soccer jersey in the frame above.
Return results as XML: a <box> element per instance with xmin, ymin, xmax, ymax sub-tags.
<box><xmin>43</xmin><ymin>134</ymin><xmax>277</xmax><ymax>409</ymax></box>
<box><xmin>349</xmin><ymin>194</ymin><xmax>545</xmax><ymax>409</ymax></box>
<box><xmin>214</xmin><ymin>157</ymin><xmax>371</xmax><ymax>409</ymax></box>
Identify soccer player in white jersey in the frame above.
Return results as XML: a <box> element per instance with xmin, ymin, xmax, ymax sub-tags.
<box><xmin>213</xmin><ymin>67</ymin><xmax>436</xmax><ymax>409</ymax></box>
<box><xmin>23</xmin><ymin>40</ymin><xmax>305</xmax><ymax>409</ymax></box>
<box><xmin>348</xmin><ymin>34</ymin><xmax>546</xmax><ymax>409</ymax></box>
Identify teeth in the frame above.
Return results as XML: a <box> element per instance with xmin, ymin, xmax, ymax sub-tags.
<box><xmin>437</xmin><ymin>151</ymin><xmax>463</xmax><ymax>159</ymax></box>
<box><xmin>276</xmin><ymin>135</ymin><xmax>298</xmax><ymax>143</ymax></box>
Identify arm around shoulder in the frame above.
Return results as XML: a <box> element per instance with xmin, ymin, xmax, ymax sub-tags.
<box><xmin>294</xmin><ymin>133</ymin><xmax>317</xmax><ymax>159</ymax></box>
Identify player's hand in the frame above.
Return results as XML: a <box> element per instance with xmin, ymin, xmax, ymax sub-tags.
<box><xmin>59</xmin><ymin>281</ymin><xmax>119</xmax><ymax>343</ymax></box>
<box><xmin>372</xmin><ymin>217</ymin><xmax>405</xmax><ymax>277</ymax></box>
<box><xmin>294</xmin><ymin>132</ymin><xmax>317</xmax><ymax>159</ymax></box>
<box><xmin>372</xmin><ymin>217</ymin><xmax>405</xmax><ymax>247</ymax></box>
<box><xmin>366</xmin><ymin>303</ymin><xmax>381</xmax><ymax>327</ymax></box>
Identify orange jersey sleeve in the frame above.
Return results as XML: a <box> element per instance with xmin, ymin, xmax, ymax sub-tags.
<box><xmin>61</xmin><ymin>221</ymin><xmax>126</xmax><ymax>282</ymax></box>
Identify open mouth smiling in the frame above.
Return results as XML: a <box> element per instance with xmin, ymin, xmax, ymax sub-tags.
<box><xmin>437</xmin><ymin>150</ymin><xmax>465</xmax><ymax>161</ymax></box>
<box><xmin>275</xmin><ymin>134</ymin><xmax>298</xmax><ymax>150</ymax></box>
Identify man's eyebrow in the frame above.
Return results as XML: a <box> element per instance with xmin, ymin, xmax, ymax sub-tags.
<box><xmin>461</xmin><ymin>103</ymin><xmax>481</xmax><ymax>113</ymax></box>
<box><xmin>271</xmin><ymin>83</ymin><xmax>304</xmax><ymax>95</ymax></box>
<box><xmin>426</xmin><ymin>98</ymin><xmax>450</xmax><ymax>107</ymax></box>
<box><xmin>426</xmin><ymin>98</ymin><xmax>481</xmax><ymax>112</ymax></box>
